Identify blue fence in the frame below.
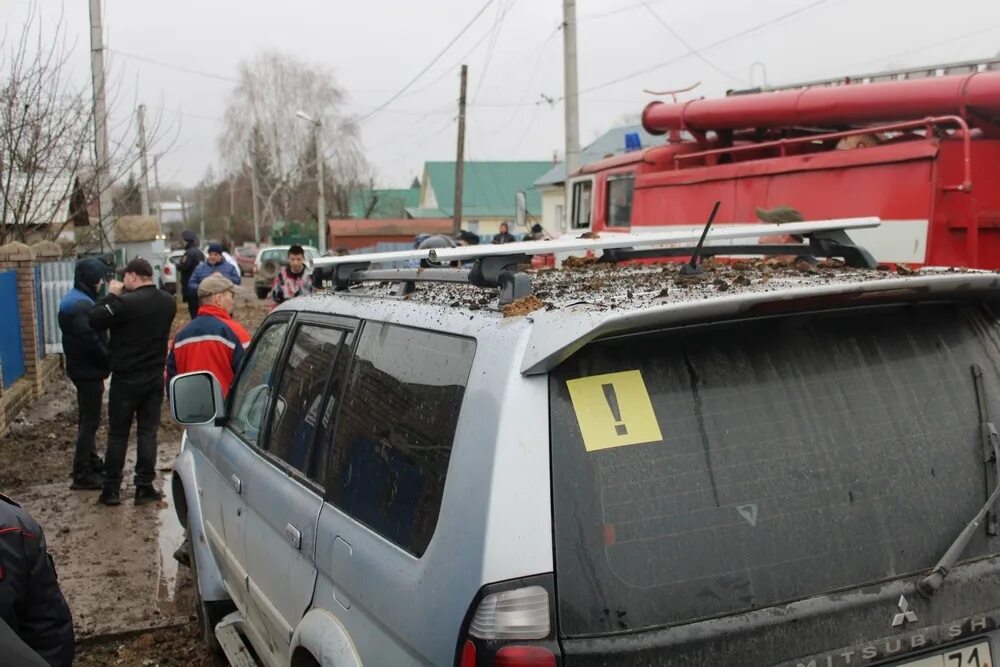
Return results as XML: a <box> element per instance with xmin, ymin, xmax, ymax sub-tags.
<box><xmin>0</xmin><ymin>270</ymin><xmax>25</xmax><ymax>389</ymax></box>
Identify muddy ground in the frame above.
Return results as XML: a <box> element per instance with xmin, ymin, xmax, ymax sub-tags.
<box><xmin>0</xmin><ymin>282</ymin><xmax>269</xmax><ymax>665</ymax></box>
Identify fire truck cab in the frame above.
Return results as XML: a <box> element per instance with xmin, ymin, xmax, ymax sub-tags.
<box><xmin>567</xmin><ymin>58</ymin><xmax>1000</xmax><ymax>268</ymax></box>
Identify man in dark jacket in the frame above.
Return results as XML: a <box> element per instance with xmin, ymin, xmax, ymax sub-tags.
<box><xmin>57</xmin><ymin>258</ymin><xmax>110</xmax><ymax>490</ymax></box>
<box><xmin>177</xmin><ymin>230</ymin><xmax>204</xmax><ymax>321</ymax></box>
<box><xmin>0</xmin><ymin>492</ymin><xmax>75</xmax><ymax>666</ymax></box>
<box><xmin>90</xmin><ymin>258</ymin><xmax>177</xmax><ymax>506</ymax></box>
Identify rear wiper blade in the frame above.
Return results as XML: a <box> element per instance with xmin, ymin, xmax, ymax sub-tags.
<box><xmin>917</xmin><ymin>482</ymin><xmax>1000</xmax><ymax>597</ymax></box>
<box><xmin>917</xmin><ymin>364</ymin><xmax>1000</xmax><ymax>598</ymax></box>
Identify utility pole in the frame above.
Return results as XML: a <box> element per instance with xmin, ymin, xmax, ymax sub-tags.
<box><xmin>199</xmin><ymin>191</ymin><xmax>206</xmax><ymax>242</ymax></box>
<box><xmin>89</xmin><ymin>0</ymin><xmax>115</xmax><ymax>248</ymax></box>
<box><xmin>137</xmin><ymin>104</ymin><xmax>151</xmax><ymax>217</ymax></box>
<box><xmin>249</xmin><ymin>139</ymin><xmax>261</xmax><ymax>244</ymax></box>
<box><xmin>228</xmin><ymin>178</ymin><xmax>235</xmax><ymax>240</ymax></box>
<box><xmin>315</xmin><ymin>125</ymin><xmax>327</xmax><ymax>254</ymax></box>
<box><xmin>152</xmin><ymin>156</ymin><xmax>162</xmax><ymax>223</ymax></box>
<box><xmin>452</xmin><ymin>64</ymin><xmax>468</xmax><ymax>236</ymax></box>
<box><xmin>562</xmin><ymin>0</ymin><xmax>581</xmax><ymax>183</ymax></box>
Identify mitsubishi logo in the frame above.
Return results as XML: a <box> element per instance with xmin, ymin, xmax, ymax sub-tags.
<box><xmin>892</xmin><ymin>595</ymin><xmax>918</xmax><ymax>627</ymax></box>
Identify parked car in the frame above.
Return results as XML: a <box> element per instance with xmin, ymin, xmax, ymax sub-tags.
<box><xmin>168</xmin><ymin>220</ymin><xmax>1000</xmax><ymax>667</ymax></box>
<box><xmin>158</xmin><ymin>249</ymin><xmax>185</xmax><ymax>294</ymax></box>
<box><xmin>253</xmin><ymin>245</ymin><xmax>318</xmax><ymax>299</ymax></box>
<box><xmin>234</xmin><ymin>245</ymin><xmax>258</xmax><ymax>277</ymax></box>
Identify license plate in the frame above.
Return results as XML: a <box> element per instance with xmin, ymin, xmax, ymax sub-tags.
<box><xmin>901</xmin><ymin>642</ymin><xmax>992</xmax><ymax>667</ymax></box>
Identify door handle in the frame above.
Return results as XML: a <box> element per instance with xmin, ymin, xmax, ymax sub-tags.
<box><xmin>231</xmin><ymin>474</ymin><xmax>242</xmax><ymax>494</ymax></box>
<box><xmin>284</xmin><ymin>523</ymin><xmax>302</xmax><ymax>550</ymax></box>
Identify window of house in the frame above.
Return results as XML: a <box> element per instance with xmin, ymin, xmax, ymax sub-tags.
<box><xmin>326</xmin><ymin>323</ymin><xmax>476</xmax><ymax>556</ymax></box>
<box><xmin>606</xmin><ymin>174</ymin><xmax>635</xmax><ymax>228</ymax></box>
<box><xmin>555</xmin><ymin>204</ymin><xmax>564</xmax><ymax>230</ymax></box>
<box><xmin>227</xmin><ymin>322</ymin><xmax>288</xmax><ymax>447</ymax></box>
<box><xmin>264</xmin><ymin>324</ymin><xmax>346</xmax><ymax>483</ymax></box>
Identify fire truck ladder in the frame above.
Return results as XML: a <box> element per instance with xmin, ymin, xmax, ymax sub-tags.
<box><xmin>729</xmin><ymin>57</ymin><xmax>1000</xmax><ymax>96</ymax></box>
<box><xmin>312</xmin><ymin>218</ymin><xmax>880</xmax><ymax>304</ymax></box>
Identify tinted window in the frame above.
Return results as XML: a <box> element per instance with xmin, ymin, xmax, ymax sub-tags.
<box><xmin>265</xmin><ymin>324</ymin><xmax>345</xmax><ymax>482</ymax></box>
<box><xmin>327</xmin><ymin>323</ymin><xmax>476</xmax><ymax>556</ymax></box>
<box><xmin>228</xmin><ymin>322</ymin><xmax>288</xmax><ymax>447</ymax></box>
<box><xmin>606</xmin><ymin>175</ymin><xmax>634</xmax><ymax>228</ymax></box>
<box><xmin>550</xmin><ymin>303</ymin><xmax>1000</xmax><ymax>636</ymax></box>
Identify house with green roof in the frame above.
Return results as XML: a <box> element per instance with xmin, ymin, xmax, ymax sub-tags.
<box><xmin>348</xmin><ymin>187</ymin><xmax>421</xmax><ymax>219</ymax></box>
<box><xmin>409</xmin><ymin>161</ymin><xmax>552</xmax><ymax>236</ymax></box>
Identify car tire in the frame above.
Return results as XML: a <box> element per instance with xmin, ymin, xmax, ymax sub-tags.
<box><xmin>188</xmin><ymin>527</ymin><xmax>234</xmax><ymax>653</ymax></box>
<box><xmin>255</xmin><ymin>287</ymin><xmax>269</xmax><ymax>300</ymax></box>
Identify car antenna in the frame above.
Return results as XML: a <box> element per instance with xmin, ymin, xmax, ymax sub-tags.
<box><xmin>680</xmin><ymin>200</ymin><xmax>722</xmax><ymax>276</ymax></box>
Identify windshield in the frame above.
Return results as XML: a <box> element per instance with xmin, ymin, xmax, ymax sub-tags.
<box><xmin>549</xmin><ymin>302</ymin><xmax>1000</xmax><ymax>637</ymax></box>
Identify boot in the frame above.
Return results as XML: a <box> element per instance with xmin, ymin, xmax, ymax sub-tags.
<box><xmin>70</xmin><ymin>473</ymin><xmax>104</xmax><ymax>491</ymax></box>
<box><xmin>98</xmin><ymin>487</ymin><xmax>121</xmax><ymax>506</ymax></box>
<box><xmin>134</xmin><ymin>485</ymin><xmax>164</xmax><ymax>506</ymax></box>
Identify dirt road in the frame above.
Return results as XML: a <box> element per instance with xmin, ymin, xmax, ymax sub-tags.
<box><xmin>0</xmin><ymin>281</ymin><xmax>270</xmax><ymax>665</ymax></box>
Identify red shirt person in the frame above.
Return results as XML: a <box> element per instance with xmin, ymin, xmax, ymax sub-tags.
<box><xmin>167</xmin><ymin>274</ymin><xmax>250</xmax><ymax>396</ymax></box>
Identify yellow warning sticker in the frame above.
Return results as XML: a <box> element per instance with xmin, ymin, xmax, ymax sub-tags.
<box><xmin>566</xmin><ymin>370</ymin><xmax>663</xmax><ymax>452</ymax></box>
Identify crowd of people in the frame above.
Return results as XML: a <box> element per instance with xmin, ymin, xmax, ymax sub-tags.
<box><xmin>0</xmin><ymin>234</ymin><xmax>313</xmax><ymax>665</ymax></box>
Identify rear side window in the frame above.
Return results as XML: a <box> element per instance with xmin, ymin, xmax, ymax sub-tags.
<box><xmin>327</xmin><ymin>323</ymin><xmax>476</xmax><ymax>556</ymax></box>
<box><xmin>550</xmin><ymin>303</ymin><xmax>1000</xmax><ymax>636</ymax></box>
<box><xmin>606</xmin><ymin>174</ymin><xmax>634</xmax><ymax>228</ymax></box>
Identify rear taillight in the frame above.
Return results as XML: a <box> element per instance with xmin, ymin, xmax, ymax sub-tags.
<box><xmin>495</xmin><ymin>646</ymin><xmax>556</xmax><ymax>666</ymax></box>
<box><xmin>163</xmin><ymin>265</ymin><xmax>172</xmax><ymax>276</ymax></box>
<box><xmin>456</xmin><ymin>575</ymin><xmax>561</xmax><ymax>667</ymax></box>
<box><xmin>469</xmin><ymin>585</ymin><xmax>549</xmax><ymax>640</ymax></box>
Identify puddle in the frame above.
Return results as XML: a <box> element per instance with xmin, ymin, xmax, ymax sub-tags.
<box><xmin>155</xmin><ymin>472</ymin><xmax>186</xmax><ymax>613</ymax></box>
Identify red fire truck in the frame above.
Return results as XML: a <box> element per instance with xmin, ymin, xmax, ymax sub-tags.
<box><xmin>564</xmin><ymin>58</ymin><xmax>1000</xmax><ymax>268</ymax></box>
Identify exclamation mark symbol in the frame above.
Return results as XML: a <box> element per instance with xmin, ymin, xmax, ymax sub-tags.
<box><xmin>602</xmin><ymin>383</ymin><xmax>628</xmax><ymax>436</ymax></box>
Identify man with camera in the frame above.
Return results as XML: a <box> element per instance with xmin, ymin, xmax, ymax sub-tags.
<box><xmin>89</xmin><ymin>258</ymin><xmax>176</xmax><ymax>507</ymax></box>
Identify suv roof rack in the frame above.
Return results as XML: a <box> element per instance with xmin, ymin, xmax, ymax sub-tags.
<box><xmin>311</xmin><ymin>217</ymin><xmax>880</xmax><ymax>304</ymax></box>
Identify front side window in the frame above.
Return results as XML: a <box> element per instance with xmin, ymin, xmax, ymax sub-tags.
<box><xmin>327</xmin><ymin>323</ymin><xmax>476</xmax><ymax>556</ymax></box>
<box><xmin>227</xmin><ymin>322</ymin><xmax>288</xmax><ymax>447</ymax></box>
<box><xmin>606</xmin><ymin>174</ymin><xmax>635</xmax><ymax>228</ymax></box>
<box><xmin>265</xmin><ymin>324</ymin><xmax>346</xmax><ymax>482</ymax></box>
<box><xmin>571</xmin><ymin>180</ymin><xmax>593</xmax><ymax>229</ymax></box>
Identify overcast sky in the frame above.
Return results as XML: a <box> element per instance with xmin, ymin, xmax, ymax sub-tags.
<box><xmin>7</xmin><ymin>0</ymin><xmax>1000</xmax><ymax>190</ymax></box>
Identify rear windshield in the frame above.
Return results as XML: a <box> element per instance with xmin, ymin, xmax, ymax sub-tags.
<box><xmin>549</xmin><ymin>302</ymin><xmax>1000</xmax><ymax>637</ymax></box>
<box><xmin>259</xmin><ymin>249</ymin><xmax>287</xmax><ymax>262</ymax></box>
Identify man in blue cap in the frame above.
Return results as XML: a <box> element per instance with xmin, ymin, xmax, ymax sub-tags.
<box><xmin>187</xmin><ymin>242</ymin><xmax>240</xmax><ymax>301</ymax></box>
<box><xmin>57</xmin><ymin>258</ymin><xmax>110</xmax><ymax>490</ymax></box>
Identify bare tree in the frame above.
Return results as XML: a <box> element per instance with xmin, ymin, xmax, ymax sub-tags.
<box><xmin>0</xmin><ymin>3</ymin><xmax>174</xmax><ymax>246</ymax></box>
<box><xmin>218</xmin><ymin>51</ymin><xmax>370</xmax><ymax>238</ymax></box>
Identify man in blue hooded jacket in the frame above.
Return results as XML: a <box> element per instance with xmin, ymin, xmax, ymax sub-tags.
<box><xmin>57</xmin><ymin>258</ymin><xmax>110</xmax><ymax>490</ymax></box>
<box><xmin>187</xmin><ymin>242</ymin><xmax>240</xmax><ymax>299</ymax></box>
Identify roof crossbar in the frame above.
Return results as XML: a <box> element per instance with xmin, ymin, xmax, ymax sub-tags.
<box><xmin>601</xmin><ymin>227</ymin><xmax>878</xmax><ymax>268</ymax></box>
<box><xmin>312</xmin><ymin>218</ymin><xmax>881</xmax><ymax>303</ymax></box>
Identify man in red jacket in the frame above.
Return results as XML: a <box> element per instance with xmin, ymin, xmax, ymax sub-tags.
<box><xmin>167</xmin><ymin>274</ymin><xmax>251</xmax><ymax>397</ymax></box>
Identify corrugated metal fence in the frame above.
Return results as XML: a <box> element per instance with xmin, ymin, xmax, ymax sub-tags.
<box><xmin>39</xmin><ymin>260</ymin><xmax>75</xmax><ymax>355</ymax></box>
<box><xmin>0</xmin><ymin>270</ymin><xmax>25</xmax><ymax>389</ymax></box>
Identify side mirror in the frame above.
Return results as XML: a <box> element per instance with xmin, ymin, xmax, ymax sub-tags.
<box><xmin>514</xmin><ymin>191</ymin><xmax>527</xmax><ymax>228</ymax></box>
<box><xmin>170</xmin><ymin>371</ymin><xmax>224</xmax><ymax>425</ymax></box>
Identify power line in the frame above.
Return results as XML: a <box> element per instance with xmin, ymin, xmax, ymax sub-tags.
<box><xmin>109</xmin><ymin>48</ymin><xmax>240</xmax><ymax>84</ymax></box>
<box><xmin>637</xmin><ymin>0</ymin><xmax>745</xmax><ymax>84</ymax></box>
<box><xmin>575</xmin><ymin>0</ymin><xmax>670</xmax><ymax>24</ymax></box>
<box><xmin>558</xmin><ymin>0</ymin><xmax>834</xmax><ymax>101</ymax></box>
<box><xmin>358</xmin><ymin>0</ymin><xmax>497</xmax><ymax>125</ymax></box>
<box><xmin>472</xmin><ymin>0</ymin><xmax>517</xmax><ymax>103</ymax></box>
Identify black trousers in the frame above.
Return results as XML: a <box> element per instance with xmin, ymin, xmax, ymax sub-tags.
<box><xmin>186</xmin><ymin>298</ymin><xmax>198</xmax><ymax>321</ymax></box>
<box><xmin>104</xmin><ymin>371</ymin><xmax>163</xmax><ymax>489</ymax></box>
<box><xmin>71</xmin><ymin>379</ymin><xmax>104</xmax><ymax>480</ymax></box>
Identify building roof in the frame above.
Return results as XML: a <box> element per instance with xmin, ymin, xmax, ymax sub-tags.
<box><xmin>349</xmin><ymin>188</ymin><xmax>421</xmax><ymax>219</ymax></box>
<box><xmin>419</xmin><ymin>161</ymin><xmax>551</xmax><ymax>219</ymax></box>
<box><xmin>534</xmin><ymin>124</ymin><xmax>664</xmax><ymax>187</ymax></box>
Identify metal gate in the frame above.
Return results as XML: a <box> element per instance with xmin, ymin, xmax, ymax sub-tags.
<box><xmin>38</xmin><ymin>260</ymin><xmax>75</xmax><ymax>354</ymax></box>
<box><xmin>0</xmin><ymin>269</ymin><xmax>25</xmax><ymax>389</ymax></box>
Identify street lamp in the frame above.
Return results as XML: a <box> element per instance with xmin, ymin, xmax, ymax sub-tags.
<box><xmin>296</xmin><ymin>110</ymin><xmax>327</xmax><ymax>254</ymax></box>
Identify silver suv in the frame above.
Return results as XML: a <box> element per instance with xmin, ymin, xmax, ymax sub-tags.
<box><xmin>170</xmin><ymin>219</ymin><xmax>1000</xmax><ymax>667</ymax></box>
